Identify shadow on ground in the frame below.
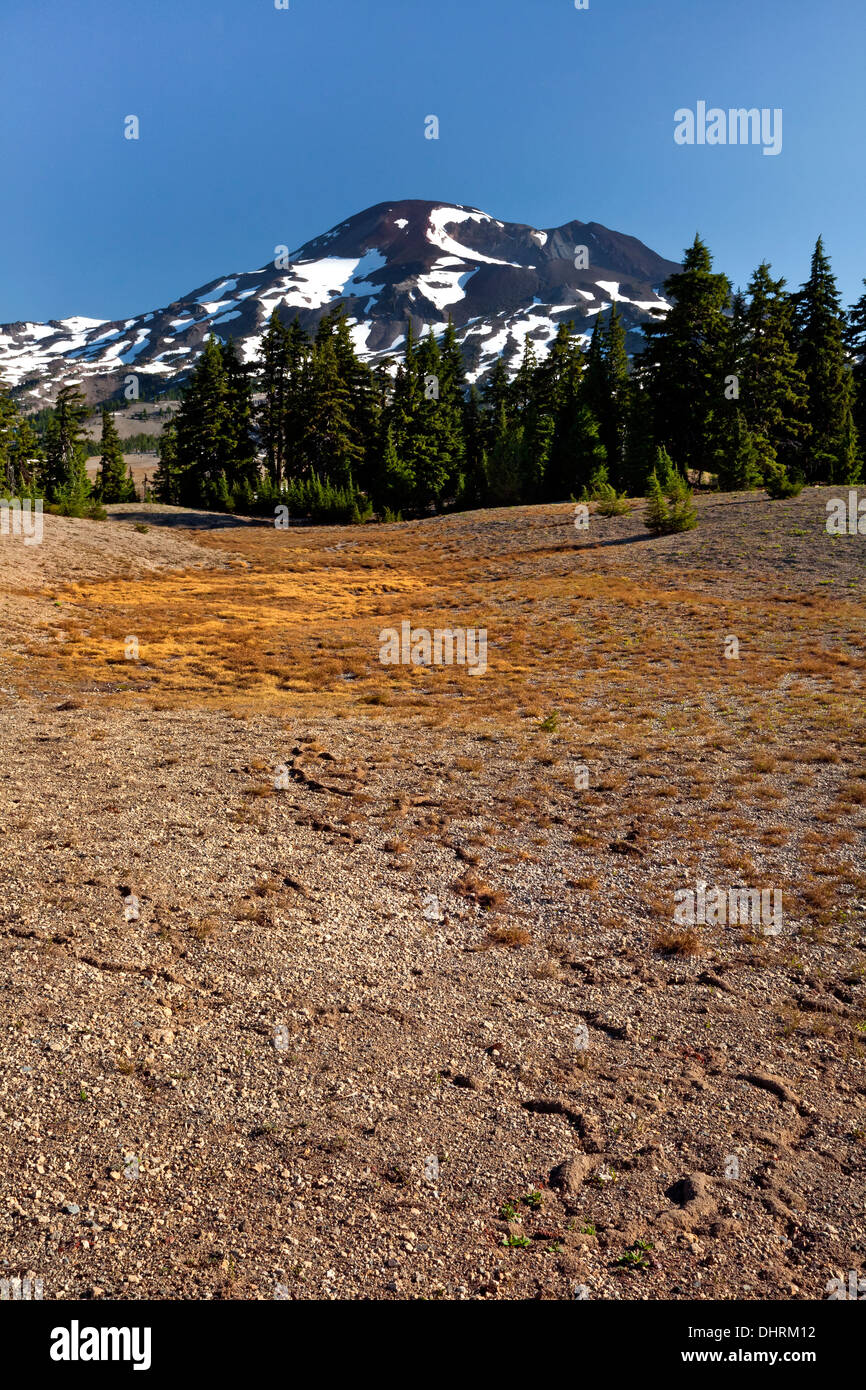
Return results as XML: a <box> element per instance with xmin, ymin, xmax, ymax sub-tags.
<box><xmin>107</xmin><ymin>507</ymin><xmax>264</xmax><ymax>530</ymax></box>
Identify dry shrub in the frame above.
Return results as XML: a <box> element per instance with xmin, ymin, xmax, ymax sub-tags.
<box><xmin>453</xmin><ymin>872</ymin><xmax>507</xmax><ymax>910</ymax></box>
<box><xmin>252</xmin><ymin>876</ymin><xmax>283</xmax><ymax>897</ymax></box>
<box><xmin>234</xmin><ymin>901</ymin><xmax>272</xmax><ymax>926</ymax></box>
<box><xmin>651</xmin><ymin>928</ymin><xmax>703</xmax><ymax>957</ymax></box>
<box><xmin>191</xmin><ymin>914</ymin><xmax>222</xmax><ymax>941</ymax></box>
<box><xmin>484</xmin><ymin>924</ymin><xmax>531</xmax><ymax>949</ymax></box>
<box><xmin>568</xmin><ymin>875</ymin><xmax>600</xmax><ymax>892</ymax></box>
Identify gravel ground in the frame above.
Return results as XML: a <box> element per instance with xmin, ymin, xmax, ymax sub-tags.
<box><xmin>0</xmin><ymin>488</ymin><xmax>864</xmax><ymax>1301</ymax></box>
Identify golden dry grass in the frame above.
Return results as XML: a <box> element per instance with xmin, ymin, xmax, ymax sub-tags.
<box><xmin>6</xmin><ymin>497</ymin><xmax>866</xmax><ymax>944</ymax></box>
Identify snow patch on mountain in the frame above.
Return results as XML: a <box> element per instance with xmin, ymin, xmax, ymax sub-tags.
<box><xmin>416</xmin><ymin>263</ymin><xmax>478</xmax><ymax>313</ymax></box>
<box><xmin>426</xmin><ymin>208</ymin><xmax>527</xmax><ymax>269</ymax></box>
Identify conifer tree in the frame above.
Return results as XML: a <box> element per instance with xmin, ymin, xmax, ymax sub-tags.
<box><xmin>834</xmin><ymin>401</ymin><xmax>862</xmax><ymax>484</ymax></box>
<box><xmin>382</xmin><ymin>322</ymin><xmax>451</xmax><ymax>510</ymax></box>
<box><xmin>328</xmin><ymin>309</ymin><xmax>379</xmax><ymax>490</ymax></box>
<box><xmin>727</xmin><ymin>289</ymin><xmax>749</xmax><ymax>359</ymax></box>
<box><xmin>622</xmin><ymin>375</ymin><xmax>656</xmax><ymax>495</ymax></box>
<box><xmin>845</xmin><ymin>280</ymin><xmax>866</xmax><ymax>452</ymax></box>
<box><xmin>644</xmin><ymin>450</ymin><xmax>697</xmax><ymax>533</ymax></box>
<box><xmin>44</xmin><ymin>384</ymin><xmax>90</xmax><ymax>505</ymax></box>
<box><xmin>9</xmin><ymin>415</ymin><xmax>43</xmax><ymax>496</ymax></box>
<box><xmin>521</xmin><ymin>406</ymin><xmax>555</xmax><ymax>501</ymax></box>
<box><xmin>763</xmin><ymin>459</ymin><xmax>803</xmax><ymax>499</ymax></box>
<box><xmin>383</xmin><ymin>332</ymin><xmax>421</xmax><ymax>506</ymax></box>
<box><xmin>282</xmin><ymin>320</ymin><xmax>314</xmax><ymax>477</ymax></box>
<box><xmin>579</xmin><ymin>315</ymin><xmax>608</xmax><ymax>424</ymax></box>
<box><xmin>437</xmin><ymin>317</ymin><xmax>468</xmax><ymax>499</ymax></box>
<box><xmin>511</xmin><ymin>336</ymin><xmax>540</xmax><ymax>416</ymax></box>
<box><xmin>600</xmin><ymin>303</ymin><xmax>630</xmax><ymax>485</ymax></box>
<box><xmin>377</xmin><ymin>423</ymin><xmax>414</xmax><ymax>513</ymax></box>
<box><xmin>713</xmin><ymin>408</ymin><xmax>763</xmax><ymax>491</ymax></box>
<box><xmin>793</xmin><ymin>238</ymin><xmax>860</xmax><ymax>481</ymax></box>
<box><xmin>412</xmin><ymin>328</ymin><xmax>452</xmax><ymax>507</ymax></box>
<box><xmin>484</xmin><ymin>404</ymin><xmax>524</xmax><ymax>506</ymax></box>
<box><xmin>638</xmin><ymin>235</ymin><xmax>731</xmax><ymax>474</ymax></box>
<box><xmin>97</xmin><ymin>407</ymin><xmax>135</xmax><ymax>502</ymax></box>
<box><xmin>153</xmin><ymin>419</ymin><xmax>181</xmax><ymax>504</ymax></box>
<box><xmin>176</xmin><ymin>335</ymin><xmax>231</xmax><ymax>504</ymax></box>
<box><xmin>306</xmin><ymin>320</ymin><xmax>364</xmax><ymax>486</ymax></box>
<box><xmin>514</xmin><ymin>332</ymin><xmax>558</xmax><ymax>499</ymax></box>
<box><xmin>480</xmin><ymin>356</ymin><xmax>510</xmax><ymax>438</ymax></box>
<box><xmin>259</xmin><ymin>309</ymin><xmax>291</xmax><ymax>486</ymax></box>
<box><xmin>546</xmin><ymin>397</ymin><xmax>606</xmax><ymax>500</ymax></box>
<box><xmin>739</xmin><ymin>263</ymin><xmax>810</xmax><ymax>477</ymax></box>
<box><xmin>644</xmin><ymin>469</ymin><xmax>670</xmax><ymax>535</ymax></box>
<box><xmin>0</xmin><ymin>382</ymin><xmax>18</xmax><ymax>492</ymax></box>
<box><xmin>524</xmin><ymin>323</ymin><xmax>578</xmax><ymax>499</ymax></box>
<box><xmin>460</xmin><ymin>385</ymin><xmax>487</xmax><ymax>508</ymax></box>
<box><xmin>220</xmin><ymin>338</ymin><xmax>257</xmax><ymax>491</ymax></box>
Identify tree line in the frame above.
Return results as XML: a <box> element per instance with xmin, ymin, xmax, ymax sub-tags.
<box><xmin>2</xmin><ymin>234</ymin><xmax>864</xmax><ymax>520</ymax></box>
<box><xmin>0</xmin><ymin>390</ymin><xmax>137</xmax><ymax>512</ymax></box>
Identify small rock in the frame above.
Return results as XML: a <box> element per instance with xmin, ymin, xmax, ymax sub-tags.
<box><xmin>549</xmin><ymin>1157</ymin><xmax>594</xmax><ymax>1194</ymax></box>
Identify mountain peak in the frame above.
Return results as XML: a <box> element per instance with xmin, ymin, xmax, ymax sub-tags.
<box><xmin>0</xmin><ymin>201</ymin><xmax>680</xmax><ymax>406</ymax></box>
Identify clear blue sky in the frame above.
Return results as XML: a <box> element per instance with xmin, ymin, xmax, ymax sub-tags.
<box><xmin>1</xmin><ymin>0</ymin><xmax>863</xmax><ymax>323</ymax></box>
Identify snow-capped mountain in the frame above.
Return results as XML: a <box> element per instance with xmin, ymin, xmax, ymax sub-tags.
<box><xmin>0</xmin><ymin>200</ymin><xmax>679</xmax><ymax>405</ymax></box>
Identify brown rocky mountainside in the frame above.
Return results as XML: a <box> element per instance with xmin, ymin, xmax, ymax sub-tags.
<box><xmin>0</xmin><ymin>199</ymin><xmax>680</xmax><ymax>407</ymax></box>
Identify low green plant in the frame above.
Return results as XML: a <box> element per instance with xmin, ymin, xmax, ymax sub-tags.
<box><xmin>644</xmin><ymin>451</ymin><xmax>697</xmax><ymax>535</ymax></box>
<box><xmin>764</xmin><ymin>461</ymin><xmax>804</xmax><ymax>499</ymax></box>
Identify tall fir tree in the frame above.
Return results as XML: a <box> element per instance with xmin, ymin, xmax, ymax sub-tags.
<box><xmin>579</xmin><ymin>315</ymin><xmax>608</xmax><ymax>425</ymax></box>
<box><xmin>9</xmin><ymin>415</ymin><xmax>43</xmax><ymax>495</ymax></box>
<box><xmin>484</xmin><ymin>404</ymin><xmax>524</xmax><ymax>506</ymax></box>
<box><xmin>97</xmin><ymin>407</ymin><xmax>135</xmax><ymax>502</ymax></box>
<box><xmin>600</xmin><ymin>303</ymin><xmax>630</xmax><ymax>486</ymax></box>
<box><xmin>547</xmin><ymin>397</ymin><xmax>606</xmax><ymax>500</ymax></box>
<box><xmin>514</xmin><ymin>334</ymin><xmax>554</xmax><ymax>500</ymax></box>
<box><xmin>306</xmin><ymin>321</ymin><xmax>364</xmax><ymax>486</ymax></box>
<box><xmin>738</xmin><ymin>263</ymin><xmax>810</xmax><ymax>477</ymax></box>
<box><xmin>437</xmin><ymin>317</ymin><xmax>468</xmax><ymax>500</ymax></box>
<box><xmin>282</xmin><ymin>319</ymin><xmax>314</xmax><ymax>478</ymax></box>
<box><xmin>153</xmin><ymin>418</ymin><xmax>181</xmax><ymax>504</ymax></box>
<box><xmin>258</xmin><ymin>309</ymin><xmax>291</xmax><ymax>486</ymax></box>
<box><xmin>328</xmin><ymin>308</ymin><xmax>379</xmax><ymax>491</ymax></box>
<box><xmin>376</xmin><ymin>423</ymin><xmax>414</xmax><ymax>513</ymax></box>
<box><xmin>44</xmin><ymin>384</ymin><xmax>90</xmax><ymax>504</ymax></box>
<box><xmin>793</xmin><ymin>238</ymin><xmax>860</xmax><ymax>482</ymax></box>
<box><xmin>220</xmin><ymin>338</ymin><xmax>257</xmax><ymax>492</ymax></box>
<box><xmin>542</xmin><ymin>324</ymin><xmax>591</xmax><ymax>499</ymax></box>
<box><xmin>0</xmin><ymin>380</ymin><xmax>18</xmax><ymax>492</ymax></box>
<box><xmin>638</xmin><ymin>235</ymin><xmax>731</xmax><ymax>475</ymax></box>
<box><xmin>460</xmin><ymin>385</ymin><xmax>487</xmax><ymax>508</ymax></box>
<box><xmin>409</xmin><ymin>328</ymin><xmax>451</xmax><ymax>508</ymax></box>
<box><xmin>845</xmin><ymin>280</ymin><xmax>866</xmax><ymax>456</ymax></box>
<box><xmin>175</xmin><ymin>335</ymin><xmax>231</xmax><ymax>505</ymax></box>
<box><xmin>713</xmin><ymin>408</ymin><xmax>763</xmax><ymax>491</ymax></box>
